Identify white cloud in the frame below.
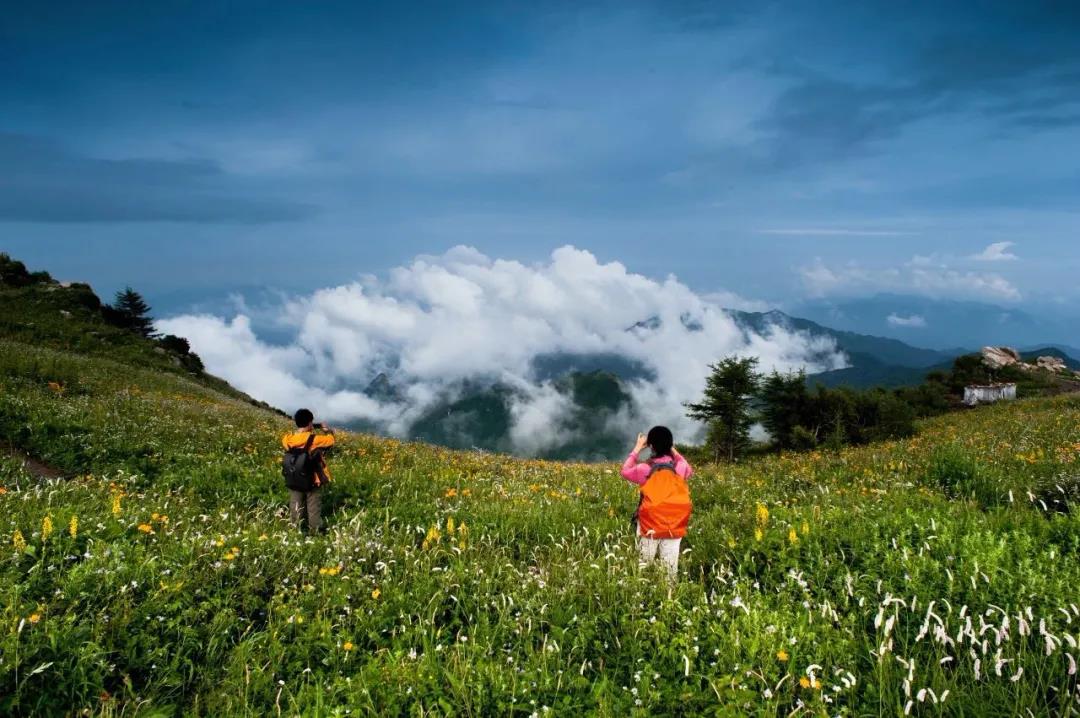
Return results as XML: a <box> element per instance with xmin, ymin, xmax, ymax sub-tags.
<box><xmin>886</xmin><ymin>313</ymin><xmax>927</xmax><ymax>328</ymax></box>
<box><xmin>971</xmin><ymin>241</ymin><xmax>1018</xmax><ymax>262</ymax></box>
<box><xmin>799</xmin><ymin>257</ymin><xmax>1021</xmax><ymax>302</ymax></box>
<box><xmin>159</xmin><ymin>246</ymin><xmax>844</xmax><ymax>450</ymax></box>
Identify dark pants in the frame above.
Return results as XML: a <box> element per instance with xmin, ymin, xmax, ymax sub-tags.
<box><xmin>289</xmin><ymin>488</ymin><xmax>322</xmax><ymax>532</ymax></box>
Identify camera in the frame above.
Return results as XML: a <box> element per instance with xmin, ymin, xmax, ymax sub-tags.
<box><xmin>313</xmin><ymin>423</ymin><xmax>324</xmax><ymax>429</ymax></box>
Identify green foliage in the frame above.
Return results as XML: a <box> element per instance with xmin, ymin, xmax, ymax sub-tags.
<box><xmin>0</xmin><ymin>253</ymin><xmax>52</xmax><ymax>287</ymax></box>
<box><xmin>759</xmin><ymin>370</ymin><xmax>811</xmax><ymax>449</ymax></box>
<box><xmin>1</xmin><ymin>340</ymin><xmax>1080</xmax><ymax>715</ymax></box>
<box><xmin>110</xmin><ymin>286</ymin><xmax>156</xmax><ymax>338</ymax></box>
<box><xmin>686</xmin><ymin>356</ymin><xmax>760</xmax><ymax>462</ymax></box>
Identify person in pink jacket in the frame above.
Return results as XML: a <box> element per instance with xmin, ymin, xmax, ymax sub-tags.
<box><xmin>621</xmin><ymin>425</ymin><xmax>693</xmax><ymax>578</ymax></box>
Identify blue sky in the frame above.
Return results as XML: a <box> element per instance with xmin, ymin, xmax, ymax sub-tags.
<box><xmin>3</xmin><ymin>0</ymin><xmax>1079</xmax><ymax>320</ymax></box>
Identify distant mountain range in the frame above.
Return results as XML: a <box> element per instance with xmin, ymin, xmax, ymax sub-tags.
<box><xmin>348</xmin><ymin>306</ymin><xmax>1079</xmax><ymax>459</ymax></box>
<box><xmin>792</xmin><ymin>294</ymin><xmax>1078</xmax><ymax>351</ymax></box>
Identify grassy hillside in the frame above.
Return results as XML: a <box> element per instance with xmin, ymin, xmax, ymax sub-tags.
<box><xmin>0</xmin><ymin>254</ymin><xmax>276</xmax><ymax>411</ymax></box>
<box><xmin>3</xmin><ymin>335</ymin><xmax>1080</xmax><ymax>716</ymax></box>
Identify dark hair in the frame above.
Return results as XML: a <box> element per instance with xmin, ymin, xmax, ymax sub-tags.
<box><xmin>294</xmin><ymin>408</ymin><xmax>314</xmax><ymax>428</ymax></box>
<box><xmin>646</xmin><ymin>425</ymin><xmax>673</xmax><ymax>458</ymax></box>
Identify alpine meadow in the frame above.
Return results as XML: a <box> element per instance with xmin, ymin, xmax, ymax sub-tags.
<box><xmin>2</xmin><ymin>262</ymin><xmax>1080</xmax><ymax>716</ymax></box>
<box><xmin>4</xmin><ymin>3</ymin><xmax>1080</xmax><ymax>714</ymax></box>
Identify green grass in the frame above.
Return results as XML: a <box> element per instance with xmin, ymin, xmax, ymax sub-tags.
<box><xmin>1</xmin><ymin>340</ymin><xmax>1079</xmax><ymax>716</ymax></box>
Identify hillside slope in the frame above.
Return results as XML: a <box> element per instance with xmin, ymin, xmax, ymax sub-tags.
<box><xmin>2</xmin><ymin>330</ymin><xmax>1080</xmax><ymax>714</ymax></box>
<box><xmin>0</xmin><ymin>253</ymin><xmax>276</xmax><ymax>411</ymax></box>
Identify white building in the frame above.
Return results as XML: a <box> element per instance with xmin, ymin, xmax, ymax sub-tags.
<box><xmin>963</xmin><ymin>383</ymin><xmax>1017</xmax><ymax>406</ymax></box>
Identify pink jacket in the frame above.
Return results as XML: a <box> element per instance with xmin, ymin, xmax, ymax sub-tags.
<box><xmin>620</xmin><ymin>449</ymin><xmax>693</xmax><ymax>486</ymax></box>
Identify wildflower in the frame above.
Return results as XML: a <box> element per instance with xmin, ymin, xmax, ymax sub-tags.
<box><xmin>788</xmin><ymin>527</ymin><xmax>798</xmax><ymax>545</ymax></box>
<box><xmin>47</xmin><ymin>381</ymin><xmax>64</xmax><ymax>394</ymax></box>
<box><xmin>69</xmin><ymin>515</ymin><xmax>78</xmax><ymax>539</ymax></box>
<box><xmin>137</xmin><ymin>523</ymin><xmax>154</xmax><ymax>534</ymax></box>
<box><xmin>755</xmin><ymin>503</ymin><xmax>769</xmax><ymax>527</ymax></box>
<box><xmin>343</xmin><ymin>641</ymin><xmax>354</xmax><ymax>651</ymax></box>
<box><xmin>41</xmin><ymin>516</ymin><xmax>53</xmax><ymax>542</ymax></box>
<box><xmin>754</xmin><ymin>528</ymin><xmax>764</xmax><ymax>542</ymax></box>
<box><xmin>0</xmin><ymin>487</ymin><xmax>7</xmax><ymax>495</ymax></box>
<box><xmin>447</xmin><ymin>516</ymin><xmax>455</xmax><ymax>535</ymax></box>
<box><xmin>28</xmin><ymin>613</ymin><xmax>41</xmax><ymax>624</ymax></box>
<box><xmin>13</xmin><ymin>529</ymin><xmax>26</xmax><ymax>552</ymax></box>
<box><xmin>111</xmin><ymin>493</ymin><xmax>122</xmax><ymax>517</ymax></box>
<box><xmin>371</xmin><ymin>588</ymin><xmax>381</xmax><ymax>600</ymax></box>
<box><xmin>258</xmin><ymin>533</ymin><xmax>268</xmax><ymax>541</ymax></box>
<box><xmin>799</xmin><ymin>677</ymin><xmax>810</xmax><ymax>689</ymax></box>
<box><xmin>444</xmin><ymin>488</ymin><xmax>458</xmax><ymax>498</ymax></box>
<box><xmin>801</xmin><ymin>521</ymin><xmax>809</xmax><ymax>536</ymax></box>
<box><xmin>777</xmin><ymin>650</ymin><xmax>789</xmax><ymax>662</ymax></box>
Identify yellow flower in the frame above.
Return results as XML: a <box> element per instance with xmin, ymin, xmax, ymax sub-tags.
<box><xmin>69</xmin><ymin>515</ymin><xmax>78</xmax><ymax>539</ymax></box>
<box><xmin>812</xmin><ymin>679</ymin><xmax>821</xmax><ymax>689</ymax></box>
<box><xmin>801</xmin><ymin>521</ymin><xmax>809</xmax><ymax>536</ymax></box>
<box><xmin>788</xmin><ymin>527</ymin><xmax>798</xmax><ymax>545</ymax></box>
<box><xmin>111</xmin><ymin>493</ymin><xmax>122</xmax><ymax>517</ymax></box>
<box><xmin>41</xmin><ymin>516</ymin><xmax>53</xmax><ymax>542</ymax></box>
<box><xmin>777</xmin><ymin>650</ymin><xmax>789</xmax><ymax>662</ymax></box>
<box><xmin>138</xmin><ymin>523</ymin><xmax>154</xmax><ymax>534</ymax></box>
<box><xmin>28</xmin><ymin>613</ymin><xmax>41</xmax><ymax>624</ymax></box>
<box><xmin>799</xmin><ymin>677</ymin><xmax>810</xmax><ymax>689</ymax></box>
<box><xmin>371</xmin><ymin>588</ymin><xmax>381</xmax><ymax>600</ymax></box>
<box><xmin>754</xmin><ymin>527</ymin><xmax>764</xmax><ymax>542</ymax></box>
<box><xmin>755</xmin><ymin>503</ymin><xmax>769</xmax><ymax>527</ymax></box>
<box><xmin>446</xmin><ymin>516</ymin><xmax>455</xmax><ymax>535</ymax></box>
<box><xmin>258</xmin><ymin>533</ymin><xmax>269</xmax><ymax>541</ymax></box>
<box><xmin>444</xmin><ymin>488</ymin><xmax>458</xmax><ymax>498</ymax></box>
<box><xmin>343</xmin><ymin>641</ymin><xmax>354</xmax><ymax>651</ymax></box>
<box><xmin>727</xmin><ymin>537</ymin><xmax>737</xmax><ymax>548</ymax></box>
<box><xmin>0</xmin><ymin>486</ymin><xmax>7</xmax><ymax>495</ymax></box>
<box><xmin>13</xmin><ymin>529</ymin><xmax>25</xmax><ymax>552</ymax></box>
<box><xmin>223</xmin><ymin>552</ymin><xmax>236</xmax><ymax>561</ymax></box>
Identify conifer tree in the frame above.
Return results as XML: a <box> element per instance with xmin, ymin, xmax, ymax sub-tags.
<box><xmin>113</xmin><ymin>287</ymin><xmax>156</xmax><ymax>337</ymax></box>
<box><xmin>685</xmin><ymin>356</ymin><xmax>760</xmax><ymax>462</ymax></box>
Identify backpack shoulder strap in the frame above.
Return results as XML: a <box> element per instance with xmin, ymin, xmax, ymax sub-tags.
<box><xmin>287</xmin><ymin>431</ymin><xmax>317</xmax><ymax>453</ymax></box>
<box><xmin>646</xmin><ymin>460</ymin><xmax>677</xmax><ymax>478</ymax></box>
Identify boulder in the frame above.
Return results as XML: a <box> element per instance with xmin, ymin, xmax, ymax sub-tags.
<box><xmin>1036</xmin><ymin>355</ymin><xmax>1067</xmax><ymax>373</ymax></box>
<box><xmin>981</xmin><ymin>346</ymin><xmax>1021</xmax><ymax>369</ymax></box>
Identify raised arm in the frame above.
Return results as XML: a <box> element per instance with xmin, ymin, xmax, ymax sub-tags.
<box><xmin>620</xmin><ymin>450</ymin><xmax>652</xmax><ymax>486</ymax></box>
<box><xmin>671</xmin><ymin>447</ymin><xmax>693</xmax><ymax>479</ymax></box>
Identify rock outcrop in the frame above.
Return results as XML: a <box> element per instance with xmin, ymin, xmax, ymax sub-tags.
<box><xmin>1036</xmin><ymin>355</ymin><xmax>1067</xmax><ymax>373</ymax></box>
<box><xmin>981</xmin><ymin>346</ymin><xmax>1021</xmax><ymax>369</ymax></box>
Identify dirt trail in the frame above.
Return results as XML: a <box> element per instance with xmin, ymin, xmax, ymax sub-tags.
<box><xmin>2</xmin><ymin>445</ymin><xmax>67</xmax><ymax>479</ymax></box>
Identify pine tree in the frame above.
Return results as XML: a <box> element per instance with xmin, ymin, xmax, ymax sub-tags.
<box><xmin>759</xmin><ymin>369</ymin><xmax>810</xmax><ymax>449</ymax></box>
<box><xmin>685</xmin><ymin>356</ymin><xmax>760</xmax><ymax>462</ymax></box>
<box><xmin>113</xmin><ymin>287</ymin><xmax>156</xmax><ymax>337</ymax></box>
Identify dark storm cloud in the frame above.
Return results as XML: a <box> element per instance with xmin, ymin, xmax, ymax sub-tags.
<box><xmin>750</xmin><ymin>2</ymin><xmax>1080</xmax><ymax>163</ymax></box>
<box><xmin>0</xmin><ymin>133</ymin><xmax>315</xmax><ymax>223</ymax></box>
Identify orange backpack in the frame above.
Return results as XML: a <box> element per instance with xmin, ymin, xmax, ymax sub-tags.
<box><xmin>637</xmin><ymin>461</ymin><xmax>692</xmax><ymax>539</ymax></box>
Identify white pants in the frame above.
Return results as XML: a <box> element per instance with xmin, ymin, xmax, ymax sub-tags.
<box><xmin>638</xmin><ymin>533</ymin><xmax>681</xmax><ymax>579</ymax></box>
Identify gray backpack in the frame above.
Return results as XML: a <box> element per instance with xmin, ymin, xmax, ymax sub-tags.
<box><xmin>282</xmin><ymin>432</ymin><xmax>318</xmax><ymax>491</ymax></box>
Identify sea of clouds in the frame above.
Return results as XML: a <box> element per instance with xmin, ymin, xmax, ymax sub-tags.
<box><xmin>158</xmin><ymin>246</ymin><xmax>846</xmax><ymax>453</ymax></box>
